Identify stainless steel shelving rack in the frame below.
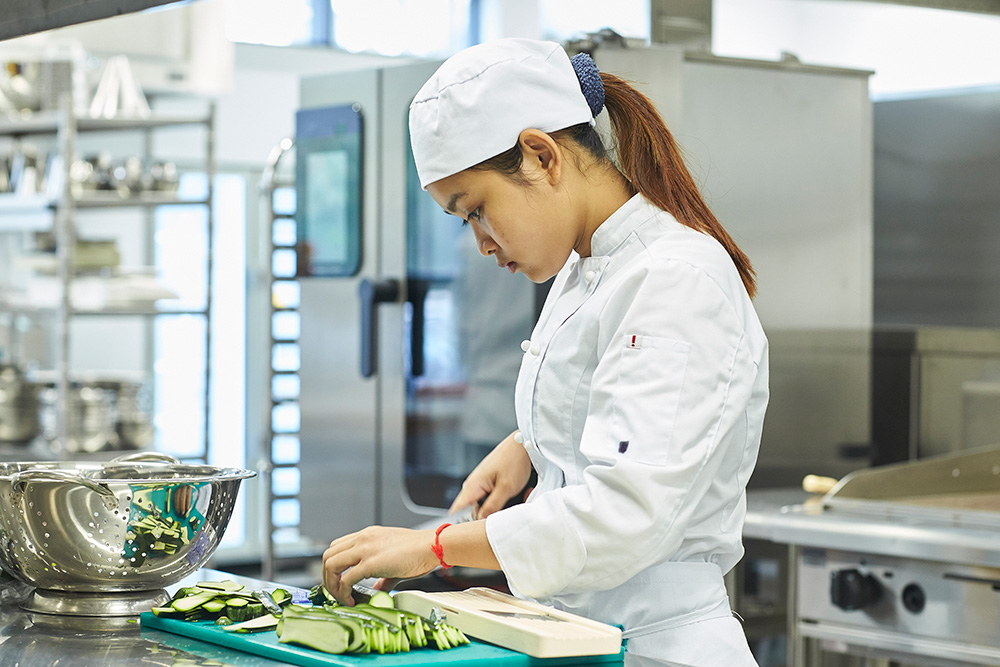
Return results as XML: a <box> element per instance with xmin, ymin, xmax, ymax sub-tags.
<box><xmin>0</xmin><ymin>98</ymin><xmax>215</xmax><ymax>457</ymax></box>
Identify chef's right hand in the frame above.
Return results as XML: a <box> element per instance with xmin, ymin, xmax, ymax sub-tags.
<box><xmin>449</xmin><ymin>430</ymin><xmax>532</xmax><ymax>519</ymax></box>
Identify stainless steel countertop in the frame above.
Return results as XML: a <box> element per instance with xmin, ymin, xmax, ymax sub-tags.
<box><xmin>0</xmin><ymin>569</ymin><xmax>691</xmax><ymax>667</ymax></box>
<box><xmin>0</xmin><ymin>570</ymin><xmax>302</xmax><ymax>667</ymax></box>
<box><xmin>744</xmin><ymin>488</ymin><xmax>1000</xmax><ymax>566</ymax></box>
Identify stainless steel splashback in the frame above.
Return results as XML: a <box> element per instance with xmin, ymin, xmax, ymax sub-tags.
<box><xmin>754</xmin><ymin>329</ymin><xmax>872</xmax><ymax>487</ymax></box>
<box><xmin>754</xmin><ymin>326</ymin><xmax>1000</xmax><ymax>488</ymax></box>
<box><xmin>873</xmin><ymin>326</ymin><xmax>1000</xmax><ymax>464</ymax></box>
<box><xmin>874</xmin><ymin>86</ymin><xmax>1000</xmax><ymax>328</ymax></box>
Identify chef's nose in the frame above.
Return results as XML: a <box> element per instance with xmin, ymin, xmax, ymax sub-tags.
<box><xmin>473</xmin><ymin>228</ymin><xmax>497</xmax><ymax>256</ymax></box>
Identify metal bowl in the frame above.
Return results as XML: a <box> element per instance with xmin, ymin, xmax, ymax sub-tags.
<box><xmin>0</xmin><ymin>453</ymin><xmax>254</xmax><ymax>615</ymax></box>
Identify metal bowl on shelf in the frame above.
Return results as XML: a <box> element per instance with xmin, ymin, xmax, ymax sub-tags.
<box><xmin>35</xmin><ymin>373</ymin><xmax>154</xmax><ymax>453</ymax></box>
<box><xmin>0</xmin><ymin>452</ymin><xmax>255</xmax><ymax>616</ymax></box>
<box><xmin>0</xmin><ymin>363</ymin><xmax>41</xmax><ymax>445</ymax></box>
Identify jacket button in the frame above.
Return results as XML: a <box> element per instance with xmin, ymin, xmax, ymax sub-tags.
<box><xmin>520</xmin><ymin>339</ymin><xmax>531</xmax><ymax>352</ymax></box>
<box><xmin>520</xmin><ymin>339</ymin><xmax>540</xmax><ymax>356</ymax></box>
<box><xmin>523</xmin><ymin>439</ymin><xmax>535</xmax><ymax>451</ymax></box>
<box><xmin>584</xmin><ymin>269</ymin><xmax>599</xmax><ymax>284</ymax></box>
<box><xmin>513</xmin><ymin>431</ymin><xmax>524</xmax><ymax>444</ymax></box>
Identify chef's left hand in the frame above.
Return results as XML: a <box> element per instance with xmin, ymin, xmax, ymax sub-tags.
<box><xmin>322</xmin><ymin>526</ymin><xmax>438</xmax><ymax>605</ymax></box>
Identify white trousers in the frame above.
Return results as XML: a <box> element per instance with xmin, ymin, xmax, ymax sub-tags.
<box><xmin>625</xmin><ymin>614</ymin><xmax>759</xmax><ymax>667</ymax></box>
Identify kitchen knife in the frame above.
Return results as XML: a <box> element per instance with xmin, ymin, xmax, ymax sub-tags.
<box><xmin>411</xmin><ymin>503</ymin><xmax>478</xmax><ymax>531</ymax></box>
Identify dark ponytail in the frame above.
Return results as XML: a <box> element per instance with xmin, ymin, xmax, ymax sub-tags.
<box><xmin>600</xmin><ymin>73</ymin><xmax>756</xmax><ymax>299</ymax></box>
<box><xmin>474</xmin><ymin>73</ymin><xmax>756</xmax><ymax>299</ymax></box>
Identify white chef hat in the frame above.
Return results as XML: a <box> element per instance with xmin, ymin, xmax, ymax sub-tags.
<box><xmin>409</xmin><ymin>38</ymin><xmax>598</xmax><ymax>189</ymax></box>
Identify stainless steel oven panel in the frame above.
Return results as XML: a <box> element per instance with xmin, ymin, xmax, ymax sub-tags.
<box><xmin>297</xmin><ymin>70</ymin><xmax>381</xmax><ymax>544</ymax></box>
<box><xmin>377</xmin><ymin>60</ymin><xmax>447</xmax><ymax>529</ymax></box>
<box><xmin>798</xmin><ymin>547</ymin><xmax>1000</xmax><ymax>656</ymax></box>
<box><xmin>800</xmin><ymin>622</ymin><xmax>1000</xmax><ymax>667</ymax></box>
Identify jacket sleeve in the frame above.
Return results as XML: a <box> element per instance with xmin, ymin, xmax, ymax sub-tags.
<box><xmin>485</xmin><ymin>257</ymin><xmax>764</xmax><ymax>599</ymax></box>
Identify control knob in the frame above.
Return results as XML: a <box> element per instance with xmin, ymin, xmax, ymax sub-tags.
<box><xmin>830</xmin><ymin>568</ymin><xmax>882</xmax><ymax>611</ymax></box>
<box><xmin>902</xmin><ymin>582</ymin><xmax>926</xmax><ymax>613</ymax></box>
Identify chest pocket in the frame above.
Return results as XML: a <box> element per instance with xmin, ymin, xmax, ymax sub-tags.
<box><xmin>610</xmin><ymin>334</ymin><xmax>691</xmax><ymax>466</ymax></box>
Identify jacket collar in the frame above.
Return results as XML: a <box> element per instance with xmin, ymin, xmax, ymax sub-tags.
<box><xmin>588</xmin><ymin>193</ymin><xmax>659</xmax><ymax>258</ymax></box>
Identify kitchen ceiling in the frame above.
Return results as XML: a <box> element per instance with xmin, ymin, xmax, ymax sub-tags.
<box><xmin>0</xmin><ymin>0</ymin><xmax>182</xmax><ymax>41</ymax></box>
<box><xmin>798</xmin><ymin>0</ymin><xmax>1000</xmax><ymax>15</ymax></box>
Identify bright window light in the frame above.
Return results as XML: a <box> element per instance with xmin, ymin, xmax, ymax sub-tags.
<box><xmin>714</xmin><ymin>0</ymin><xmax>1000</xmax><ymax>97</ymax></box>
<box><xmin>540</xmin><ymin>0</ymin><xmax>650</xmax><ymax>42</ymax></box>
<box><xmin>330</xmin><ymin>0</ymin><xmax>472</xmax><ymax>56</ymax></box>
<box><xmin>224</xmin><ymin>0</ymin><xmax>315</xmax><ymax>46</ymax></box>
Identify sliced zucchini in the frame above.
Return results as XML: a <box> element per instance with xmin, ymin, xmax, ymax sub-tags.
<box><xmin>222</xmin><ymin>613</ymin><xmax>280</xmax><ymax>633</ymax></box>
<box><xmin>196</xmin><ymin>580</ymin><xmax>244</xmax><ymax>592</ymax></box>
<box><xmin>269</xmin><ymin>588</ymin><xmax>292</xmax><ymax>606</ymax></box>
<box><xmin>171</xmin><ymin>591</ymin><xmax>217</xmax><ymax>613</ymax></box>
<box><xmin>308</xmin><ymin>584</ymin><xmax>338</xmax><ymax>606</ymax></box>
<box><xmin>202</xmin><ymin>598</ymin><xmax>227</xmax><ymax>614</ymax></box>
<box><xmin>151</xmin><ymin>606</ymin><xmax>184</xmax><ymax>618</ymax></box>
<box><xmin>278</xmin><ymin>615</ymin><xmax>351</xmax><ymax>654</ymax></box>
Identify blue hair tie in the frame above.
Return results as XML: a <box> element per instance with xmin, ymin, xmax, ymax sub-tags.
<box><xmin>571</xmin><ymin>52</ymin><xmax>604</xmax><ymax>118</ymax></box>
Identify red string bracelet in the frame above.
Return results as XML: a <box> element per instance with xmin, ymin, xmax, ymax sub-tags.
<box><xmin>431</xmin><ymin>523</ymin><xmax>453</xmax><ymax>569</ymax></box>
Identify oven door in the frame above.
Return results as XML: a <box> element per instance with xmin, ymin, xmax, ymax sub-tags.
<box><xmin>295</xmin><ymin>62</ymin><xmax>541</xmax><ymax>546</ymax></box>
<box><xmin>377</xmin><ymin>62</ymin><xmax>539</xmax><ymax>528</ymax></box>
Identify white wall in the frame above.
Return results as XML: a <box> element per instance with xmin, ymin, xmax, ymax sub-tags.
<box><xmin>152</xmin><ymin>43</ymin><xmax>412</xmax><ymax>168</ymax></box>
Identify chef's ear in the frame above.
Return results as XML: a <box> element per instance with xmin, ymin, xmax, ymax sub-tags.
<box><xmin>518</xmin><ymin>129</ymin><xmax>561</xmax><ymax>185</ymax></box>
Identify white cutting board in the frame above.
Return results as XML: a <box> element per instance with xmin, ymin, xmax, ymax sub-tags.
<box><xmin>393</xmin><ymin>588</ymin><xmax>622</xmax><ymax>659</ymax></box>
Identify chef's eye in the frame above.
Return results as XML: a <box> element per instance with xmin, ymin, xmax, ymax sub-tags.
<box><xmin>463</xmin><ymin>208</ymin><xmax>481</xmax><ymax>226</ymax></box>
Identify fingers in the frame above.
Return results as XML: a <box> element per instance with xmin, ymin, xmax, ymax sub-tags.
<box><xmin>477</xmin><ymin>489</ymin><xmax>509</xmax><ymax>519</ymax></box>
<box><xmin>322</xmin><ymin>542</ymin><xmax>361</xmax><ymax>605</ymax></box>
<box><xmin>448</xmin><ymin>480</ymin><xmax>489</xmax><ymax>515</ymax></box>
<box><xmin>373</xmin><ymin>577</ymin><xmax>399</xmax><ymax>592</ymax></box>
<box><xmin>448</xmin><ymin>491</ymin><xmax>482</xmax><ymax>515</ymax></box>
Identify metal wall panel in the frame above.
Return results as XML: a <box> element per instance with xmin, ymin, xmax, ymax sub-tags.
<box><xmin>873</xmin><ymin>87</ymin><xmax>1000</xmax><ymax>328</ymax></box>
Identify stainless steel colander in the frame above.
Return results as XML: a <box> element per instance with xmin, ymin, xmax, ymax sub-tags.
<box><xmin>0</xmin><ymin>453</ymin><xmax>255</xmax><ymax>615</ymax></box>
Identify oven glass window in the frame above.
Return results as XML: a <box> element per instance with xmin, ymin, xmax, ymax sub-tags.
<box><xmin>402</xmin><ymin>138</ymin><xmax>537</xmax><ymax>509</ymax></box>
<box><xmin>295</xmin><ymin>105</ymin><xmax>362</xmax><ymax>277</ymax></box>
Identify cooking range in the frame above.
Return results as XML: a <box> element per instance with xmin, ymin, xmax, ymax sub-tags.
<box><xmin>746</xmin><ymin>445</ymin><xmax>1000</xmax><ymax>666</ymax></box>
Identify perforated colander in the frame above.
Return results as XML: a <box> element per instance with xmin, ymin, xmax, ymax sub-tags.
<box><xmin>0</xmin><ymin>453</ymin><xmax>254</xmax><ymax>615</ymax></box>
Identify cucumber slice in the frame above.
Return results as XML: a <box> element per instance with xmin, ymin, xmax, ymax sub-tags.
<box><xmin>269</xmin><ymin>587</ymin><xmax>292</xmax><ymax>606</ymax></box>
<box><xmin>368</xmin><ymin>591</ymin><xmax>394</xmax><ymax>609</ymax></box>
<box><xmin>333</xmin><ymin>617</ymin><xmax>367</xmax><ymax>654</ymax></box>
<box><xmin>222</xmin><ymin>613</ymin><xmax>280</xmax><ymax>633</ymax></box>
<box><xmin>197</xmin><ymin>580</ymin><xmax>244</xmax><ymax>592</ymax></box>
<box><xmin>347</xmin><ymin>604</ymin><xmax>404</xmax><ymax>628</ymax></box>
<box><xmin>171</xmin><ymin>591</ymin><xmax>217</xmax><ymax>613</ymax></box>
<box><xmin>202</xmin><ymin>599</ymin><xmax>227</xmax><ymax>614</ymax></box>
<box><xmin>308</xmin><ymin>584</ymin><xmax>338</xmax><ymax>606</ymax></box>
<box><xmin>351</xmin><ymin>583</ymin><xmax>395</xmax><ymax>609</ymax></box>
<box><xmin>151</xmin><ymin>606</ymin><xmax>183</xmax><ymax>618</ymax></box>
<box><xmin>171</xmin><ymin>587</ymin><xmax>201</xmax><ymax>601</ymax></box>
<box><xmin>278</xmin><ymin>615</ymin><xmax>351</xmax><ymax>654</ymax></box>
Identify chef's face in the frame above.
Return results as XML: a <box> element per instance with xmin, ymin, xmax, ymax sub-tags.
<box><xmin>426</xmin><ymin>145</ymin><xmax>580</xmax><ymax>284</ymax></box>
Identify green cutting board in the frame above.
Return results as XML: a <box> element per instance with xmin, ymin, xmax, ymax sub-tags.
<box><xmin>140</xmin><ymin>613</ymin><xmax>624</xmax><ymax>667</ymax></box>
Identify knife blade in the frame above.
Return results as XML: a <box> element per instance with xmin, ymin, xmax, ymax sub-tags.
<box><xmin>252</xmin><ymin>589</ymin><xmax>283</xmax><ymax>616</ymax></box>
<box><xmin>411</xmin><ymin>503</ymin><xmax>478</xmax><ymax>531</ymax></box>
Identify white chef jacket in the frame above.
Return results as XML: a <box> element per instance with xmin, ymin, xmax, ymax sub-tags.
<box><xmin>485</xmin><ymin>194</ymin><xmax>769</xmax><ymax>653</ymax></box>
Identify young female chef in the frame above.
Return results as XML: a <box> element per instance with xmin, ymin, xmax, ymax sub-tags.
<box><xmin>322</xmin><ymin>38</ymin><xmax>768</xmax><ymax>664</ymax></box>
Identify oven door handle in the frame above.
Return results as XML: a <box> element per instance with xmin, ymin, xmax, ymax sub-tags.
<box><xmin>359</xmin><ymin>278</ymin><xmax>401</xmax><ymax>378</ymax></box>
<box><xmin>405</xmin><ymin>278</ymin><xmax>431</xmax><ymax>378</ymax></box>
